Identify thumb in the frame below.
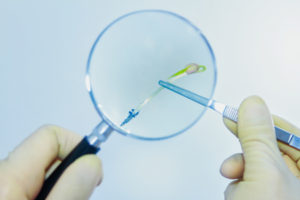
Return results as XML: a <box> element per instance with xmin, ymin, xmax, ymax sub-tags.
<box><xmin>237</xmin><ymin>96</ymin><xmax>283</xmax><ymax>177</ymax></box>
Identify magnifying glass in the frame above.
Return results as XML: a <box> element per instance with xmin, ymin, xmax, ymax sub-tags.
<box><xmin>36</xmin><ymin>9</ymin><xmax>217</xmax><ymax>199</ymax></box>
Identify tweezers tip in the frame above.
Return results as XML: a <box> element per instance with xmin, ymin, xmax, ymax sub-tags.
<box><xmin>158</xmin><ymin>80</ymin><xmax>167</xmax><ymax>87</ymax></box>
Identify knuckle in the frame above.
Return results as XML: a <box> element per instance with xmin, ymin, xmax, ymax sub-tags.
<box><xmin>34</xmin><ymin>124</ymin><xmax>62</xmax><ymax>141</ymax></box>
<box><xmin>36</xmin><ymin>124</ymin><xmax>60</xmax><ymax>134</ymax></box>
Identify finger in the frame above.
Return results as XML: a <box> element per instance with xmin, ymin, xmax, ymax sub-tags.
<box><xmin>220</xmin><ymin>153</ymin><xmax>244</xmax><ymax>179</ymax></box>
<box><xmin>47</xmin><ymin>155</ymin><xmax>103</xmax><ymax>200</ymax></box>
<box><xmin>237</xmin><ymin>96</ymin><xmax>284</xmax><ymax>175</ymax></box>
<box><xmin>224</xmin><ymin>180</ymin><xmax>239</xmax><ymax>200</ymax></box>
<box><xmin>1</xmin><ymin>125</ymin><xmax>82</xmax><ymax>199</ymax></box>
<box><xmin>223</xmin><ymin>118</ymin><xmax>237</xmax><ymax>137</ymax></box>
<box><xmin>273</xmin><ymin>115</ymin><xmax>300</xmax><ymax>170</ymax></box>
<box><xmin>282</xmin><ymin>154</ymin><xmax>300</xmax><ymax>177</ymax></box>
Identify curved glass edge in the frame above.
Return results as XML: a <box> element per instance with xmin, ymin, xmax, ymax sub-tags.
<box><xmin>86</xmin><ymin>9</ymin><xmax>217</xmax><ymax>141</ymax></box>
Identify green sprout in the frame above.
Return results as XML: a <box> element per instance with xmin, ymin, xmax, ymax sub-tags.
<box><xmin>120</xmin><ymin>63</ymin><xmax>206</xmax><ymax>126</ymax></box>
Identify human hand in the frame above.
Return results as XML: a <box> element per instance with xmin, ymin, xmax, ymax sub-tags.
<box><xmin>221</xmin><ymin>96</ymin><xmax>300</xmax><ymax>200</ymax></box>
<box><xmin>0</xmin><ymin>125</ymin><xmax>103</xmax><ymax>200</ymax></box>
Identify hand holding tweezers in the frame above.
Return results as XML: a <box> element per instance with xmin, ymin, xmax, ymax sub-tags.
<box><xmin>159</xmin><ymin>80</ymin><xmax>300</xmax><ymax>151</ymax></box>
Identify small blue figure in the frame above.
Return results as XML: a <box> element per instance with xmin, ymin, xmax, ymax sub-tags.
<box><xmin>120</xmin><ymin>109</ymin><xmax>139</xmax><ymax>126</ymax></box>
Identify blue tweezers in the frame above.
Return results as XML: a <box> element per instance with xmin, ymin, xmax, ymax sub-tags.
<box><xmin>159</xmin><ymin>80</ymin><xmax>300</xmax><ymax>150</ymax></box>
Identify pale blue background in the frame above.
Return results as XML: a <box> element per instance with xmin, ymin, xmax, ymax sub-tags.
<box><xmin>1</xmin><ymin>1</ymin><xmax>300</xmax><ymax>199</ymax></box>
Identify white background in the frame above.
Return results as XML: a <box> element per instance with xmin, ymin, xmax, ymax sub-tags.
<box><xmin>1</xmin><ymin>0</ymin><xmax>300</xmax><ymax>199</ymax></box>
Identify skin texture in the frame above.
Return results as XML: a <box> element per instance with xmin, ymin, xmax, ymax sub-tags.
<box><xmin>221</xmin><ymin>96</ymin><xmax>300</xmax><ymax>200</ymax></box>
<box><xmin>0</xmin><ymin>125</ymin><xmax>103</xmax><ymax>200</ymax></box>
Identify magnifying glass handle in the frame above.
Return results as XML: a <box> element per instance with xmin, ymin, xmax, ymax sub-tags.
<box><xmin>35</xmin><ymin>137</ymin><xmax>99</xmax><ymax>200</ymax></box>
<box><xmin>35</xmin><ymin>121</ymin><xmax>112</xmax><ymax>200</ymax></box>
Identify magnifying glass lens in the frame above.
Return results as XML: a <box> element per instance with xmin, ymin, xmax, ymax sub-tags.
<box><xmin>87</xmin><ymin>10</ymin><xmax>216</xmax><ymax>140</ymax></box>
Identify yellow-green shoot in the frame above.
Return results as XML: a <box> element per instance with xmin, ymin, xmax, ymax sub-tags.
<box><xmin>120</xmin><ymin>63</ymin><xmax>206</xmax><ymax>126</ymax></box>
